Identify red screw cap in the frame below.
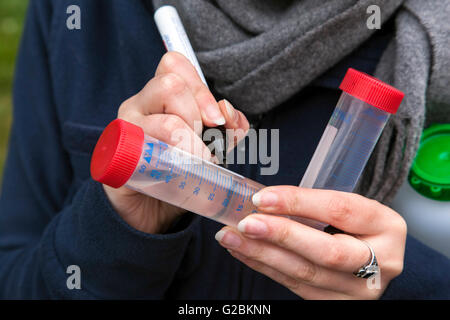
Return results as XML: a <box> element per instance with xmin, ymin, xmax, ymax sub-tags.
<box><xmin>90</xmin><ymin>119</ymin><xmax>144</xmax><ymax>188</ymax></box>
<box><xmin>339</xmin><ymin>68</ymin><xmax>405</xmax><ymax>114</ymax></box>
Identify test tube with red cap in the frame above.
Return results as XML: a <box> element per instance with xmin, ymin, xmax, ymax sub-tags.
<box><xmin>90</xmin><ymin>68</ymin><xmax>404</xmax><ymax>229</ymax></box>
<box><xmin>299</xmin><ymin>68</ymin><xmax>404</xmax><ymax>229</ymax></box>
<box><xmin>90</xmin><ymin>119</ymin><xmax>265</xmax><ymax>227</ymax></box>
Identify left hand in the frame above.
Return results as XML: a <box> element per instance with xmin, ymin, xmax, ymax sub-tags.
<box><xmin>215</xmin><ymin>186</ymin><xmax>407</xmax><ymax>299</ymax></box>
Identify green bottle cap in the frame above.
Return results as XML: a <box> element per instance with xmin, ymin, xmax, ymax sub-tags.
<box><xmin>409</xmin><ymin>124</ymin><xmax>450</xmax><ymax>201</ymax></box>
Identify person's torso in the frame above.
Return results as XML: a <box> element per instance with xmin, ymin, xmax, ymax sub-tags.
<box><xmin>49</xmin><ymin>0</ymin><xmax>391</xmax><ymax>298</ymax></box>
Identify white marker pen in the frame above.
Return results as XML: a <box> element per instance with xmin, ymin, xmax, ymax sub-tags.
<box><xmin>154</xmin><ymin>5</ymin><xmax>226</xmax><ymax>157</ymax></box>
<box><xmin>154</xmin><ymin>5</ymin><xmax>208</xmax><ymax>87</ymax></box>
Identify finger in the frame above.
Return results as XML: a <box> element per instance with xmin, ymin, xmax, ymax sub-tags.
<box><xmin>119</xmin><ymin>73</ymin><xmax>204</xmax><ymax>136</ymax></box>
<box><xmin>216</xmin><ymin>227</ymin><xmax>368</xmax><ymax>294</ymax></box>
<box><xmin>129</xmin><ymin>113</ymin><xmax>212</xmax><ymax>161</ymax></box>
<box><xmin>155</xmin><ymin>52</ymin><xmax>225</xmax><ymax>127</ymax></box>
<box><xmin>233</xmin><ymin>214</ymin><xmax>370</xmax><ymax>272</ymax></box>
<box><xmin>252</xmin><ymin>186</ymin><xmax>395</xmax><ymax>234</ymax></box>
<box><xmin>217</xmin><ymin>100</ymin><xmax>249</xmax><ymax>150</ymax></box>
<box><xmin>236</xmin><ymin>110</ymin><xmax>250</xmax><ymax>132</ymax></box>
<box><xmin>227</xmin><ymin>249</ymin><xmax>351</xmax><ymax>300</ymax></box>
<box><xmin>218</xmin><ymin>100</ymin><xmax>249</xmax><ymax>130</ymax></box>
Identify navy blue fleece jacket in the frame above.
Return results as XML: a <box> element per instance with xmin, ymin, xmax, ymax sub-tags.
<box><xmin>0</xmin><ymin>0</ymin><xmax>449</xmax><ymax>299</ymax></box>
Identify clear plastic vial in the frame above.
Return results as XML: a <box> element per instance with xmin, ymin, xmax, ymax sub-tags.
<box><xmin>300</xmin><ymin>68</ymin><xmax>404</xmax><ymax>191</ymax></box>
<box><xmin>90</xmin><ymin>119</ymin><xmax>264</xmax><ymax>227</ymax></box>
<box><xmin>299</xmin><ymin>68</ymin><xmax>404</xmax><ymax>229</ymax></box>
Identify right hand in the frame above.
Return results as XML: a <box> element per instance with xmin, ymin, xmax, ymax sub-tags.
<box><xmin>104</xmin><ymin>52</ymin><xmax>250</xmax><ymax>234</ymax></box>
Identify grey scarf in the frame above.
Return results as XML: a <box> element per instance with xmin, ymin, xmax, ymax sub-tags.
<box><xmin>152</xmin><ymin>0</ymin><xmax>450</xmax><ymax>204</ymax></box>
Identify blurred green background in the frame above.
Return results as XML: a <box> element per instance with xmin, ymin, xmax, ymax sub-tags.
<box><xmin>0</xmin><ymin>0</ymin><xmax>28</xmax><ymax>180</ymax></box>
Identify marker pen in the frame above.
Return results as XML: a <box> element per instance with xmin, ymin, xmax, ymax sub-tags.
<box><xmin>154</xmin><ymin>5</ymin><xmax>208</xmax><ymax>87</ymax></box>
<box><xmin>154</xmin><ymin>5</ymin><xmax>226</xmax><ymax>159</ymax></box>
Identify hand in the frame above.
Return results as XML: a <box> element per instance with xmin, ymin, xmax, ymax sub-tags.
<box><xmin>215</xmin><ymin>186</ymin><xmax>407</xmax><ymax>299</ymax></box>
<box><xmin>104</xmin><ymin>52</ymin><xmax>249</xmax><ymax>234</ymax></box>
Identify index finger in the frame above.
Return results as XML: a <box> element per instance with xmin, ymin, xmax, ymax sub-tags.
<box><xmin>252</xmin><ymin>186</ymin><xmax>395</xmax><ymax>235</ymax></box>
<box><xmin>155</xmin><ymin>52</ymin><xmax>225</xmax><ymax>127</ymax></box>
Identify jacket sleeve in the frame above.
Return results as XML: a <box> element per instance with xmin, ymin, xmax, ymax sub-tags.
<box><xmin>0</xmin><ymin>0</ymin><xmax>197</xmax><ymax>299</ymax></box>
<box><xmin>381</xmin><ymin>235</ymin><xmax>450</xmax><ymax>299</ymax></box>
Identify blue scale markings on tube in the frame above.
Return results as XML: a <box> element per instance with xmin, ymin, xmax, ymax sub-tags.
<box><xmin>155</xmin><ymin>145</ymin><xmax>161</xmax><ymax>168</ymax></box>
<box><xmin>141</xmin><ymin>145</ymin><xmax>256</xmax><ymax>210</ymax></box>
<box><xmin>144</xmin><ymin>143</ymin><xmax>154</xmax><ymax>164</ymax></box>
<box><xmin>216</xmin><ymin>171</ymin><xmax>220</xmax><ymax>187</ymax></box>
<box><xmin>161</xmin><ymin>146</ymin><xmax>167</xmax><ymax>166</ymax></box>
<box><xmin>199</xmin><ymin>166</ymin><xmax>203</xmax><ymax>185</ymax></box>
<box><xmin>216</xmin><ymin>173</ymin><xmax>220</xmax><ymax>189</ymax></box>
<box><xmin>213</xmin><ymin>169</ymin><xmax>218</xmax><ymax>192</ymax></box>
<box><xmin>169</xmin><ymin>160</ymin><xmax>174</xmax><ymax>174</ymax></box>
<box><xmin>176</xmin><ymin>155</ymin><xmax>180</xmax><ymax>173</ymax></box>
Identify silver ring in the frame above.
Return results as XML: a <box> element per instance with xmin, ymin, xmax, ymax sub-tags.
<box><xmin>353</xmin><ymin>240</ymin><xmax>380</xmax><ymax>279</ymax></box>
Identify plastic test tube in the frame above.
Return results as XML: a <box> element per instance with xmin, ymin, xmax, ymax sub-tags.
<box><xmin>90</xmin><ymin>68</ymin><xmax>404</xmax><ymax>230</ymax></box>
<box><xmin>298</xmin><ymin>68</ymin><xmax>404</xmax><ymax>229</ymax></box>
<box><xmin>90</xmin><ymin>119</ymin><xmax>264</xmax><ymax>227</ymax></box>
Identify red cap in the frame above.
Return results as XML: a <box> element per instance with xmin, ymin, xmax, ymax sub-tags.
<box><xmin>339</xmin><ymin>68</ymin><xmax>404</xmax><ymax>114</ymax></box>
<box><xmin>90</xmin><ymin>119</ymin><xmax>144</xmax><ymax>188</ymax></box>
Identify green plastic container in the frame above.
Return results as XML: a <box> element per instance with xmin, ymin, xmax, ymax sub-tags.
<box><xmin>391</xmin><ymin>124</ymin><xmax>450</xmax><ymax>258</ymax></box>
<box><xmin>409</xmin><ymin>124</ymin><xmax>450</xmax><ymax>201</ymax></box>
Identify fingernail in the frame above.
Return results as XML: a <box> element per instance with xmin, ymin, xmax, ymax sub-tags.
<box><xmin>224</xmin><ymin>100</ymin><xmax>238</xmax><ymax>122</ymax></box>
<box><xmin>238</xmin><ymin>217</ymin><xmax>268</xmax><ymax>236</ymax></box>
<box><xmin>211</xmin><ymin>155</ymin><xmax>220</xmax><ymax>164</ymax></box>
<box><xmin>215</xmin><ymin>230</ymin><xmax>242</xmax><ymax>248</ymax></box>
<box><xmin>214</xmin><ymin>118</ymin><xmax>226</xmax><ymax>126</ymax></box>
<box><xmin>252</xmin><ymin>191</ymin><xmax>278</xmax><ymax>207</ymax></box>
<box><xmin>205</xmin><ymin>104</ymin><xmax>225</xmax><ymax>125</ymax></box>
